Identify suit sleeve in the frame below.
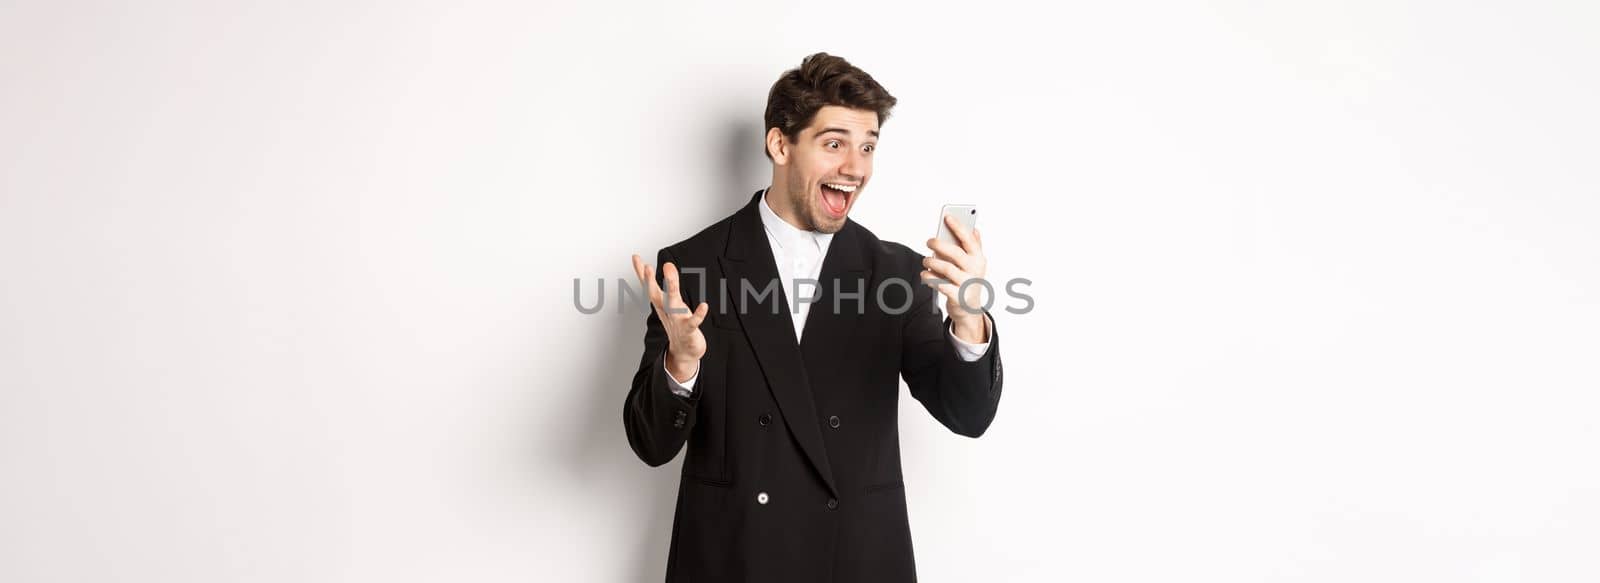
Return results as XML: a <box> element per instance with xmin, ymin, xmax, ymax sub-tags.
<box><xmin>901</xmin><ymin>268</ymin><xmax>1004</xmax><ymax>438</ymax></box>
<box><xmin>622</xmin><ymin>247</ymin><xmax>702</xmax><ymax>467</ymax></box>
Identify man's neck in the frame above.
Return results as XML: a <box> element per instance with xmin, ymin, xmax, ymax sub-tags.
<box><xmin>763</xmin><ymin>184</ymin><xmax>810</xmax><ymax>232</ymax></box>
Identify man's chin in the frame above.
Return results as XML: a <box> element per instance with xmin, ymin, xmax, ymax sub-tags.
<box><xmin>809</xmin><ymin>203</ymin><xmax>850</xmax><ymax>232</ymax></box>
<box><xmin>810</xmin><ymin>209</ymin><xmax>847</xmax><ymax>233</ymax></box>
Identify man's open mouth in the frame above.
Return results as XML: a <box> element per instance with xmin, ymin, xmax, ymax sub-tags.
<box><xmin>820</xmin><ymin>182</ymin><xmax>857</xmax><ymax>219</ymax></box>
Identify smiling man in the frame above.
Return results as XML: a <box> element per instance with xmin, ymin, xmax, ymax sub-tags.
<box><xmin>623</xmin><ymin>52</ymin><xmax>1004</xmax><ymax>582</ymax></box>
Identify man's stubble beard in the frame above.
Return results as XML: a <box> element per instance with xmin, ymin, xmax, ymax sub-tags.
<box><xmin>786</xmin><ymin>172</ymin><xmax>845</xmax><ymax>235</ymax></box>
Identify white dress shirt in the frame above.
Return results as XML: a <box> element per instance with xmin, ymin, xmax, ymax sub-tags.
<box><xmin>665</xmin><ymin>189</ymin><xmax>991</xmax><ymax>396</ymax></box>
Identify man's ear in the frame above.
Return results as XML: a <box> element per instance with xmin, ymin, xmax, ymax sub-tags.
<box><xmin>766</xmin><ymin>127</ymin><xmax>791</xmax><ymax>165</ymax></box>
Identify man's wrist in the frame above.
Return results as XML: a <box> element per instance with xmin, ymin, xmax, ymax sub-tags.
<box><xmin>665</xmin><ymin>347</ymin><xmax>699</xmax><ymax>381</ymax></box>
<box><xmin>950</xmin><ymin>313</ymin><xmax>988</xmax><ymax>344</ymax></box>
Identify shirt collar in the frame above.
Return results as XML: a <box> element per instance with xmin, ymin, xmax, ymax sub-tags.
<box><xmin>757</xmin><ymin>187</ymin><xmax>834</xmax><ymax>254</ymax></box>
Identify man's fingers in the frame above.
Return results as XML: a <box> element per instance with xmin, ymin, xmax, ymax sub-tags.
<box><xmin>944</xmin><ymin>214</ymin><xmax>981</xmax><ymax>254</ymax></box>
<box><xmin>662</xmin><ymin>262</ymin><xmax>692</xmax><ymax>315</ymax></box>
<box><xmin>632</xmin><ymin>255</ymin><xmax>660</xmax><ymax>298</ymax></box>
<box><xmin>920</xmin><ymin>269</ymin><xmax>965</xmax><ymax>302</ymax></box>
<box><xmin>635</xmin><ymin>256</ymin><xmax>701</xmax><ymax>322</ymax></box>
<box><xmin>929</xmin><ymin>232</ymin><xmax>988</xmax><ymax>276</ymax></box>
<box><xmin>921</xmin><ymin>256</ymin><xmax>967</xmax><ymax>284</ymax></box>
<box><xmin>635</xmin><ymin>262</ymin><xmax>669</xmax><ymax>315</ymax></box>
<box><xmin>922</xmin><ymin>270</ymin><xmax>985</xmax><ymax>314</ymax></box>
<box><xmin>688</xmin><ymin>302</ymin><xmax>710</xmax><ymax>327</ymax></box>
<box><xmin>631</xmin><ymin>258</ymin><xmax>665</xmax><ymax>318</ymax></box>
<box><xmin>662</xmin><ymin>262</ymin><xmax>682</xmax><ymax>315</ymax></box>
<box><xmin>928</xmin><ymin>246</ymin><xmax>972</xmax><ymax>277</ymax></box>
<box><xmin>630</xmin><ymin>254</ymin><xmax>646</xmax><ymax>283</ymax></box>
<box><xmin>925</xmin><ymin>237</ymin><xmax>967</xmax><ymax>263</ymax></box>
<box><xmin>641</xmin><ymin>262</ymin><xmax>655</xmax><ymax>294</ymax></box>
<box><xmin>632</xmin><ymin>257</ymin><xmax>661</xmax><ymax>295</ymax></box>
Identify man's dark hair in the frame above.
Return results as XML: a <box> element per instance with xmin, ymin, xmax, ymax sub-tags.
<box><xmin>763</xmin><ymin>52</ymin><xmax>898</xmax><ymax>160</ymax></box>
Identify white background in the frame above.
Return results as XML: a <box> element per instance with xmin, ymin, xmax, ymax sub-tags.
<box><xmin>3</xmin><ymin>1</ymin><xmax>1598</xmax><ymax>581</ymax></box>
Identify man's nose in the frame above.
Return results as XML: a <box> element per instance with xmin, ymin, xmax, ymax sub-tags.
<box><xmin>839</xmin><ymin>152</ymin><xmax>868</xmax><ymax>181</ymax></box>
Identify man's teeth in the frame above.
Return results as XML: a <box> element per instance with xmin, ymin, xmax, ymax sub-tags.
<box><xmin>823</xmin><ymin>183</ymin><xmax>857</xmax><ymax>193</ymax></box>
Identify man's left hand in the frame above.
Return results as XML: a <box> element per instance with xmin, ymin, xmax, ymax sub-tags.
<box><xmin>922</xmin><ymin>214</ymin><xmax>990</xmax><ymax>344</ymax></box>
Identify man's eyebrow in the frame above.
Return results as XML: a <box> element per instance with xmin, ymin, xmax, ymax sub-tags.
<box><xmin>815</xmin><ymin>127</ymin><xmax>881</xmax><ymax>139</ymax></box>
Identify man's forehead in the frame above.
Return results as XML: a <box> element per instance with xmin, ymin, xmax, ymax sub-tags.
<box><xmin>804</xmin><ymin>106</ymin><xmax>880</xmax><ymax>136</ymax></box>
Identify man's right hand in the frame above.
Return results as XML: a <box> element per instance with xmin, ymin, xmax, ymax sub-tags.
<box><xmin>631</xmin><ymin>254</ymin><xmax>708</xmax><ymax>381</ymax></box>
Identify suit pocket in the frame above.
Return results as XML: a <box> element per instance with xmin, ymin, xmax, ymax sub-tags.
<box><xmin>669</xmin><ymin>480</ymin><xmax>736</xmax><ymax>582</ymax></box>
<box><xmin>837</xmin><ymin>480</ymin><xmax>916</xmax><ymax>581</ymax></box>
<box><xmin>864</xmin><ymin>480</ymin><xmax>905</xmax><ymax>495</ymax></box>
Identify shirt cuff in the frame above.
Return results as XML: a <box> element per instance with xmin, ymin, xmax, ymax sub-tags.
<box><xmin>947</xmin><ymin>314</ymin><xmax>993</xmax><ymax>362</ymax></box>
<box><xmin>664</xmin><ymin>358</ymin><xmax>700</xmax><ymax>397</ymax></box>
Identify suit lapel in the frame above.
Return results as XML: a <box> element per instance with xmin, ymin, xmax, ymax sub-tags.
<box><xmin>719</xmin><ymin>191</ymin><xmax>840</xmax><ymax>498</ymax></box>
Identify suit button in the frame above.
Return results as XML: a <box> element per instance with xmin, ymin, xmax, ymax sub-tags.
<box><xmin>826</xmin><ymin>498</ymin><xmax>838</xmax><ymax>510</ymax></box>
<box><xmin>756</xmin><ymin>492</ymin><xmax>769</xmax><ymax>505</ymax></box>
<box><xmin>758</xmin><ymin>413</ymin><xmax>772</xmax><ymax>427</ymax></box>
<box><xmin>828</xmin><ymin>415</ymin><xmax>840</xmax><ymax>429</ymax></box>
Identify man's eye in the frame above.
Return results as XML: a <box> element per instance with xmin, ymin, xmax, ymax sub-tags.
<box><xmin>863</xmin><ymin>144</ymin><xmax>875</xmax><ymax>153</ymax></box>
<box><xmin>826</xmin><ymin>140</ymin><xmax>841</xmax><ymax>149</ymax></box>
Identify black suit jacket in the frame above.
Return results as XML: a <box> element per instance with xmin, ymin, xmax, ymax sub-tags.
<box><xmin>624</xmin><ymin>190</ymin><xmax>1004</xmax><ymax>582</ymax></box>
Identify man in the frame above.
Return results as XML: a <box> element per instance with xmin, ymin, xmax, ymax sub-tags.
<box><xmin>623</xmin><ymin>52</ymin><xmax>1004</xmax><ymax>582</ymax></box>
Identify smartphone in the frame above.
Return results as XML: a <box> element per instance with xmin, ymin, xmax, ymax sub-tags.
<box><xmin>935</xmin><ymin>204</ymin><xmax>978</xmax><ymax>248</ymax></box>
